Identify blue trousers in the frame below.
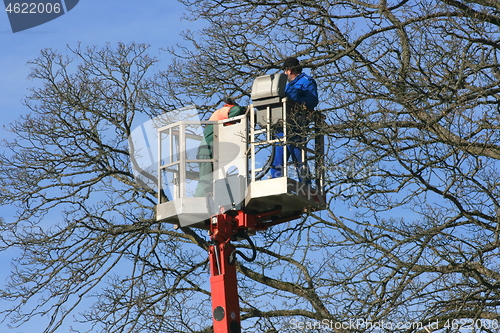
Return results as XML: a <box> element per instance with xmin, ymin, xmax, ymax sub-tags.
<box><xmin>269</xmin><ymin>131</ymin><xmax>308</xmax><ymax>182</ymax></box>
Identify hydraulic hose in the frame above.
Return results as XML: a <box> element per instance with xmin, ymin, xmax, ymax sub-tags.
<box><xmin>229</xmin><ymin>230</ymin><xmax>257</xmax><ymax>264</ymax></box>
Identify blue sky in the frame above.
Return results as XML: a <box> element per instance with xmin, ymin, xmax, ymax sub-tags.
<box><xmin>0</xmin><ymin>1</ymin><xmax>197</xmax><ymax>130</ymax></box>
<box><xmin>0</xmin><ymin>1</ymin><xmax>203</xmax><ymax>331</ymax></box>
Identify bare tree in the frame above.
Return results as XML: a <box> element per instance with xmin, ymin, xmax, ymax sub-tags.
<box><xmin>2</xmin><ymin>0</ymin><xmax>500</xmax><ymax>332</ymax></box>
<box><xmin>0</xmin><ymin>43</ymin><xmax>211</xmax><ymax>332</ymax></box>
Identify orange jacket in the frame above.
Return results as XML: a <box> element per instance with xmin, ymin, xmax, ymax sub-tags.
<box><xmin>209</xmin><ymin>104</ymin><xmax>235</xmax><ymax>121</ymax></box>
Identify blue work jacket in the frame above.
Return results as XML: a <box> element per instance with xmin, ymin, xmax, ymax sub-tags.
<box><xmin>285</xmin><ymin>73</ymin><xmax>318</xmax><ymax>110</ymax></box>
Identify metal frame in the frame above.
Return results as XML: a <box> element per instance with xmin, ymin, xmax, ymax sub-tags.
<box><xmin>249</xmin><ymin>98</ymin><xmax>324</xmax><ymax>191</ymax></box>
<box><xmin>157</xmin><ymin>120</ymin><xmax>215</xmax><ymax>203</ymax></box>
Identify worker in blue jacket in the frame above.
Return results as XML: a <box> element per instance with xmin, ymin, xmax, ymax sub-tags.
<box><xmin>270</xmin><ymin>57</ymin><xmax>318</xmax><ymax>182</ymax></box>
<box><xmin>283</xmin><ymin>57</ymin><xmax>318</xmax><ymax>110</ymax></box>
